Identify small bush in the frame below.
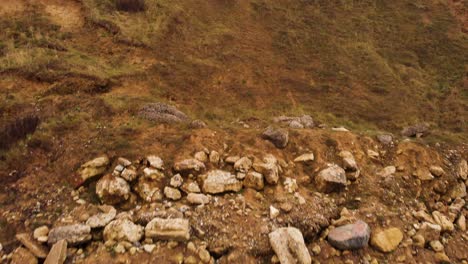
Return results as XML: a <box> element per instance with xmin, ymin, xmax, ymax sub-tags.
<box><xmin>115</xmin><ymin>0</ymin><xmax>146</xmax><ymax>12</ymax></box>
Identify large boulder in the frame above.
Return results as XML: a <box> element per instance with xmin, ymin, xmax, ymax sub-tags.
<box><xmin>268</xmin><ymin>227</ymin><xmax>311</xmax><ymax>264</ymax></box>
<box><xmin>145</xmin><ymin>218</ymin><xmax>190</xmax><ymax>241</ymax></box>
<box><xmin>96</xmin><ymin>174</ymin><xmax>131</xmax><ymax>204</ymax></box>
<box><xmin>262</xmin><ymin>126</ymin><xmax>289</xmax><ymax>148</ymax></box>
<box><xmin>201</xmin><ymin>170</ymin><xmax>242</xmax><ymax>194</ymax></box>
<box><xmin>327</xmin><ymin>220</ymin><xmax>371</xmax><ymax>250</ymax></box>
<box><xmin>138</xmin><ymin>103</ymin><xmax>189</xmax><ymax>124</ymax></box>
<box><xmin>103</xmin><ymin>219</ymin><xmax>143</xmax><ymax>242</ymax></box>
<box><xmin>370</xmin><ymin>227</ymin><xmax>403</xmax><ymax>252</ymax></box>
<box><xmin>48</xmin><ymin>224</ymin><xmax>91</xmax><ymax>246</ymax></box>
<box><xmin>315</xmin><ymin>165</ymin><xmax>347</xmax><ymax>193</ymax></box>
<box><xmin>78</xmin><ymin>155</ymin><xmax>109</xmax><ymax>182</ymax></box>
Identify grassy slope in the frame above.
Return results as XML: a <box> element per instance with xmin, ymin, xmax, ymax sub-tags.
<box><xmin>0</xmin><ymin>0</ymin><xmax>466</xmax><ymax>165</ymax></box>
<box><xmin>82</xmin><ymin>0</ymin><xmax>466</xmax><ymax>137</ymax></box>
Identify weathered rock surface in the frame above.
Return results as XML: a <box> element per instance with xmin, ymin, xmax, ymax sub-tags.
<box><xmin>268</xmin><ymin>227</ymin><xmax>311</xmax><ymax>264</ymax></box>
<box><xmin>145</xmin><ymin>218</ymin><xmax>190</xmax><ymax>241</ymax></box>
<box><xmin>234</xmin><ymin>157</ymin><xmax>252</xmax><ymax>173</ymax></box>
<box><xmin>432</xmin><ymin>211</ymin><xmax>454</xmax><ymax>232</ymax></box>
<box><xmin>181</xmin><ymin>181</ymin><xmax>201</xmax><ymax>194</ymax></box>
<box><xmin>315</xmin><ymin>164</ymin><xmax>347</xmax><ymax>193</ymax></box>
<box><xmin>243</xmin><ymin>171</ymin><xmax>264</xmax><ymax>191</ymax></box>
<box><xmin>262</xmin><ymin>126</ymin><xmax>289</xmax><ymax>148</ymax></box>
<box><xmin>78</xmin><ymin>155</ymin><xmax>109</xmax><ymax>182</ymax></box>
<box><xmin>164</xmin><ymin>186</ymin><xmax>182</xmax><ymax>200</ymax></box>
<box><xmin>294</xmin><ymin>153</ymin><xmax>315</xmax><ymax>163</ymax></box>
<box><xmin>201</xmin><ymin>170</ymin><xmax>242</xmax><ymax>194</ymax></box>
<box><xmin>401</xmin><ymin>123</ymin><xmax>429</xmax><ymax>137</ymax></box>
<box><xmin>376</xmin><ymin>134</ymin><xmax>393</xmax><ymax>145</ymax></box>
<box><xmin>103</xmin><ymin>219</ymin><xmax>143</xmax><ymax>242</ymax></box>
<box><xmin>253</xmin><ymin>154</ymin><xmax>280</xmax><ymax>185</ymax></box>
<box><xmin>86</xmin><ymin>205</ymin><xmax>117</xmax><ymax>228</ymax></box>
<box><xmin>173</xmin><ymin>158</ymin><xmax>206</xmax><ymax>173</ymax></box>
<box><xmin>44</xmin><ymin>240</ymin><xmax>67</xmax><ymax>264</ymax></box>
<box><xmin>429</xmin><ymin>166</ymin><xmax>445</xmax><ymax>177</ymax></box>
<box><xmin>327</xmin><ymin>220</ymin><xmax>371</xmax><ymax>250</ymax></box>
<box><xmin>338</xmin><ymin>151</ymin><xmax>358</xmax><ymax>171</ymax></box>
<box><xmin>147</xmin><ymin>155</ymin><xmax>164</xmax><ymax>169</ymax></box>
<box><xmin>120</xmin><ymin>168</ymin><xmax>138</xmax><ymax>182</ymax></box>
<box><xmin>96</xmin><ymin>174</ymin><xmax>131</xmax><ymax>204</ymax></box>
<box><xmin>370</xmin><ymin>227</ymin><xmax>403</xmax><ymax>252</ymax></box>
<box><xmin>48</xmin><ymin>224</ymin><xmax>91</xmax><ymax>246</ymax></box>
<box><xmin>16</xmin><ymin>233</ymin><xmax>48</xmax><ymax>258</ymax></box>
<box><xmin>273</xmin><ymin>115</ymin><xmax>314</xmax><ymax>128</ymax></box>
<box><xmin>134</xmin><ymin>177</ymin><xmax>163</xmax><ymax>202</ymax></box>
<box><xmin>138</xmin><ymin>103</ymin><xmax>190</xmax><ymax>124</ymax></box>
<box><xmin>457</xmin><ymin>159</ymin><xmax>467</xmax><ymax>180</ymax></box>
<box><xmin>187</xmin><ymin>193</ymin><xmax>210</xmax><ymax>205</ymax></box>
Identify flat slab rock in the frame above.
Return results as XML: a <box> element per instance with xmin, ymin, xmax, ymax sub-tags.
<box><xmin>16</xmin><ymin>233</ymin><xmax>48</xmax><ymax>258</ymax></box>
<box><xmin>327</xmin><ymin>220</ymin><xmax>371</xmax><ymax>250</ymax></box>
<box><xmin>202</xmin><ymin>170</ymin><xmax>242</xmax><ymax>194</ymax></box>
<box><xmin>48</xmin><ymin>224</ymin><xmax>91</xmax><ymax>246</ymax></box>
<box><xmin>44</xmin><ymin>240</ymin><xmax>67</xmax><ymax>264</ymax></box>
<box><xmin>268</xmin><ymin>227</ymin><xmax>311</xmax><ymax>264</ymax></box>
<box><xmin>145</xmin><ymin>218</ymin><xmax>190</xmax><ymax>241</ymax></box>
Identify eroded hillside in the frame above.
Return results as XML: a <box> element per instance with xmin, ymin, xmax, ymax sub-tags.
<box><xmin>0</xmin><ymin>0</ymin><xmax>467</xmax><ymax>263</ymax></box>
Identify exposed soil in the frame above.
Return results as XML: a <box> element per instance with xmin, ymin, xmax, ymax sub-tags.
<box><xmin>0</xmin><ymin>0</ymin><xmax>467</xmax><ymax>263</ymax></box>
